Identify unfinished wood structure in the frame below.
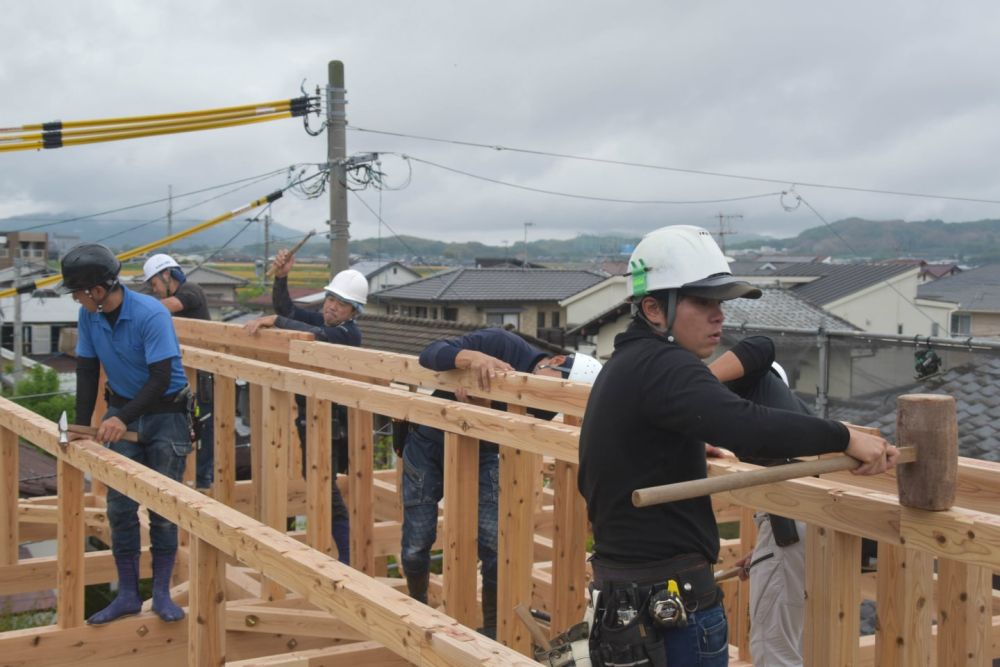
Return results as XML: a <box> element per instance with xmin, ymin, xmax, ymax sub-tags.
<box><xmin>1</xmin><ymin>319</ymin><xmax>998</xmax><ymax>665</ymax></box>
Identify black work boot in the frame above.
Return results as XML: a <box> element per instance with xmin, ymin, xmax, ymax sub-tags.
<box><xmin>479</xmin><ymin>583</ymin><xmax>497</xmax><ymax>640</ymax></box>
<box><xmin>405</xmin><ymin>571</ymin><xmax>429</xmax><ymax>604</ymax></box>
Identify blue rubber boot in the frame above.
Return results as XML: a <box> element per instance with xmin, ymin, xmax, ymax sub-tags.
<box><xmin>332</xmin><ymin>518</ymin><xmax>351</xmax><ymax>565</ymax></box>
<box><xmin>87</xmin><ymin>554</ymin><xmax>142</xmax><ymax>624</ymax></box>
<box><xmin>151</xmin><ymin>551</ymin><xmax>185</xmax><ymax>622</ymax></box>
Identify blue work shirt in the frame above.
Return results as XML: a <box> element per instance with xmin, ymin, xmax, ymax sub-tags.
<box><xmin>76</xmin><ymin>287</ymin><xmax>188</xmax><ymax>399</ymax></box>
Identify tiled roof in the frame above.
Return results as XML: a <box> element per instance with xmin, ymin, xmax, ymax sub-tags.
<box><xmin>350</xmin><ymin>260</ymin><xmax>420</xmax><ymax>279</ymax></box>
<box><xmin>19</xmin><ymin>441</ymin><xmax>59</xmax><ymax>497</ymax></box>
<box><xmin>775</xmin><ymin>262</ymin><xmax>915</xmax><ymax>306</ymax></box>
<box><xmin>917</xmin><ymin>263</ymin><xmax>1000</xmax><ymax>312</ymax></box>
<box><xmin>356</xmin><ymin>313</ymin><xmax>565</xmax><ymax>357</ymax></box>
<box><xmin>828</xmin><ymin>357</ymin><xmax>1000</xmax><ymax>462</ymax></box>
<box><xmin>371</xmin><ymin>268</ymin><xmax>606</xmax><ymax>303</ymax></box>
<box><xmin>722</xmin><ymin>288</ymin><xmax>859</xmax><ymax>332</ymax></box>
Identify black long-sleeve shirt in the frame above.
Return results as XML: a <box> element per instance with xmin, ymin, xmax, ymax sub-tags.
<box><xmin>578</xmin><ymin>320</ymin><xmax>849</xmax><ymax>564</ymax></box>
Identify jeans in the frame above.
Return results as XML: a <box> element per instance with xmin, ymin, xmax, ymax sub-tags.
<box><xmin>400</xmin><ymin>426</ymin><xmax>499</xmax><ymax>585</ymax></box>
<box><xmin>195</xmin><ymin>396</ymin><xmax>214</xmax><ymax>488</ymax></box>
<box><xmin>662</xmin><ymin>603</ymin><xmax>729</xmax><ymax>666</ymax></box>
<box><xmin>104</xmin><ymin>407</ymin><xmax>192</xmax><ymax>558</ymax></box>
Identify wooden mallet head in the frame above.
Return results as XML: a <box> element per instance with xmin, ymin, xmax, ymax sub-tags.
<box><xmin>895</xmin><ymin>393</ymin><xmax>958</xmax><ymax>511</ymax></box>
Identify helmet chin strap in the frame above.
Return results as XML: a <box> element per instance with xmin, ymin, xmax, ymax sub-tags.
<box><xmin>636</xmin><ymin>291</ymin><xmax>677</xmax><ymax>343</ymax></box>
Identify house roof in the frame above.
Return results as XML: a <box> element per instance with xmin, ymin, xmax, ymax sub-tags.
<box><xmin>775</xmin><ymin>262</ymin><xmax>916</xmax><ymax>306</ymax></box>
<box><xmin>0</xmin><ymin>292</ymin><xmax>79</xmax><ymax>324</ymax></box>
<box><xmin>916</xmin><ymin>263</ymin><xmax>1000</xmax><ymax>312</ymax></box>
<box><xmin>351</xmin><ymin>260</ymin><xmax>420</xmax><ymax>279</ymax></box>
<box><xmin>721</xmin><ymin>288</ymin><xmax>859</xmax><ymax>332</ymax></box>
<box><xmin>826</xmin><ymin>357</ymin><xmax>1000</xmax><ymax>462</ymax></box>
<box><xmin>184</xmin><ymin>265</ymin><xmax>249</xmax><ymax>286</ymax></box>
<box><xmin>371</xmin><ymin>268</ymin><xmax>606</xmax><ymax>303</ymax></box>
<box><xmin>356</xmin><ymin>313</ymin><xmax>565</xmax><ymax>357</ymax></box>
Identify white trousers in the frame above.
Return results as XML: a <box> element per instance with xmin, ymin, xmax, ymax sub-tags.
<box><xmin>749</xmin><ymin>513</ymin><xmax>807</xmax><ymax>667</ymax></box>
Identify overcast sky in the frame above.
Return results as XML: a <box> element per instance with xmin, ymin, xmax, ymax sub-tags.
<box><xmin>4</xmin><ymin>1</ymin><xmax>1000</xmax><ymax>251</ymax></box>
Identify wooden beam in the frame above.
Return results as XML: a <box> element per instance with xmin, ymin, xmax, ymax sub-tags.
<box><xmin>226</xmin><ymin>640</ymin><xmax>411</xmax><ymax>667</ymax></box>
<box><xmin>183</xmin><ymin>346</ymin><xmax>582</xmax><ymax>464</ymax></box>
<box><xmin>875</xmin><ymin>542</ymin><xmax>934</xmax><ymax>667</ymax></box>
<box><xmin>803</xmin><ymin>526</ymin><xmax>860</xmax><ymax>666</ymax></box>
<box><xmin>212</xmin><ymin>374</ymin><xmax>237</xmax><ymax>505</ymax></box>
<box><xmin>305</xmin><ymin>396</ymin><xmax>335</xmax><ymax>558</ymax></box>
<box><xmin>175</xmin><ymin>318</ymin><xmax>313</xmax><ymax>366</ymax></box>
<box><xmin>347</xmin><ymin>407</ymin><xmax>375</xmax><ymax>574</ymax></box>
<box><xmin>0</xmin><ymin>397</ymin><xmax>536</xmax><ymax>666</ymax></box>
<box><xmin>936</xmin><ymin>557</ymin><xmax>992</xmax><ymax>666</ymax></box>
<box><xmin>249</xmin><ymin>382</ymin><xmax>264</xmax><ymax>520</ymax></box>
<box><xmin>288</xmin><ymin>340</ymin><xmax>591</xmax><ymax>418</ymax></box>
<box><xmin>189</xmin><ymin>537</ymin><xmax>226</xmax><ymax>667</ymax></box>
<box><xmin>260</xmin><ymin>387</ymin><xmax>291</xmax><ymax>601</ymax></box>
<box><xmin>549</xmin><ymin>457</ymin><xmax>587</xmax><ymax>638</ymax></box>
<box><xmin>497</xmin><ymin>440</ymin><xmax>538</xmax><ymax>654</ymax></box>
<box><xmin>225</xmin><ymin>603</ymin><xmax>368</xmax><ymax>639</ymax></box>
<box><xmin>56</xmin><ymin>459</ymin><xmax>85</xmax><ymax>628</ymax></box>
<box><xmin>0</xmin><ymin>427</ymin><xmax>17</xmax><ymax>566</ymax></box>
<box><xmin>0</xmin><ymin>550</ymin><xmax>153</xmax><ymax>595</ymax></box>
<box><xmin>443</xmin><ymin>431</ymin><xmax>480</xmax><ymax>628</ymax></box>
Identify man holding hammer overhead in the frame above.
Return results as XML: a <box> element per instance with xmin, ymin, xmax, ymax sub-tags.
<box><xmin>244</xmin><ymin>248</ymin><xmax>367</xmax><ymax>564</ymax></box>
<box><xmin>578</xmin><ymin>225</ymin><xmax>899</xmax><ymax>667</ymax></box>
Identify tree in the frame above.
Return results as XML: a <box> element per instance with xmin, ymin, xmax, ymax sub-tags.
<box><xmin>2</xmin><ymin>365</ymin><xmax>74</xmax><ymax>423</ymax></box>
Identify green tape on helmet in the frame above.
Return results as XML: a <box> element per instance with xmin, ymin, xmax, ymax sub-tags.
<box><xmin>629</xmin><ymin>258</ymin><xmax>648</xmax><ymax>297</ymax></box>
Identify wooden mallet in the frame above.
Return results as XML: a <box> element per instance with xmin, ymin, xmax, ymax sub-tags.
<box><xmin>632</xmin><ymin>394</ymin><xmax>958</xmax><ymax>512</ymax></box>
<box><xmin>265</xmin><ymin>229</ymin><xmax>316</xmax><ymax>278</ymax></box>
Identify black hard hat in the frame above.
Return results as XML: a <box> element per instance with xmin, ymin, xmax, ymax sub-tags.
<box><xmin>59</xmin><ymin>243</ymin><xmax>121</xmax><ymax>293</ymax></box>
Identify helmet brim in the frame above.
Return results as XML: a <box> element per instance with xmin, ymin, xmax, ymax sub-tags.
<box><xmin>680</xmin><ymin>274</ymin><xmax>762</xmax><ymax>301</ymax></box>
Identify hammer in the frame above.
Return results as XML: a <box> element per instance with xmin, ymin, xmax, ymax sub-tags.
<box><xmin>265</xmin><ymin>229</ymin><xmax>316</xmax><ymax>278</ymax></box>
<box><xmin>57</xmin><ymin>410</ymin><xmax>140</xmax><ymax>445</ymax></box>
<box><xmin>632</xmin><ymin>394</ymin><xmax>957</xmax><ymax>512</ymax></box>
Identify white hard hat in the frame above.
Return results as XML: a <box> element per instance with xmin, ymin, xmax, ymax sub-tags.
<box><xmin>142</xmin><ymin>253</ymin><xmax>180</xmax><ymax>282</ymax></box>
<box><xmin>627</xmin><ymin>225</ymin><xmax>761</xmax><ymax>301</ymax></box>
<box><xmin>566</xmin><ymin>353</ymin><xmax>603</xmax><ymax>384</ymax></box>
<box><xmin>324</xmin><ymin>268</ymin><xmax>368</xmax><ymax>305</ymax></box>
<box><xmin>770</xmin><ymin>361</ymin><xmax>789</xmax><ymax>387</ymax></box>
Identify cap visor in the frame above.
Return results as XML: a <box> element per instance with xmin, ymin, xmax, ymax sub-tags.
<box><xmin>681</xmin><ymin>275</ymin><xmax>761</xmax><ymax>300</ymax></box>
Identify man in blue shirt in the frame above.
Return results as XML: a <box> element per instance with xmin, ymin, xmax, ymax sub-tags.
<box><xmin>62</xmin><ymin>243</ymin><xmax>192</xmax><ymax>625</ymax></box>
<box><xmin>243</xmin><ymin>248</ymin><xmax>366</xmax><ymax>564</ymax></box>
<box><xmin>401</xmin><ymin>327</ymin><xmax>601</xmax><ymax>639</ymax></box>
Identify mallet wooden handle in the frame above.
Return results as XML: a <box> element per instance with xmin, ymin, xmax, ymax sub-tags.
<box><xmin>266</xmin><ymin>230</ymin><xmax>316</xmax><ymax>278</ymax></box>
<box><xmin>632</xmin><ymin>446</ymin><xmax>916</xmax><ymax>508</ymax></box>
<box><xmin>514</xmin><ymin>604</ymin><xmax>552</xmax><ymax>651</ymax></box>
<box><xmin>67</xmin><ymin>424</ymin><xmax>140</xmax><ymax>443</ymax></box>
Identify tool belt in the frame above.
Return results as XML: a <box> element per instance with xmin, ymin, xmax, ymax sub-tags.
<box><xmin>106</xmin><ymin>385</ymin><xmax>193</xmax><ymax>414</ymax></box>
<box><xmin>588</xmin><ymin>554</ymin><xmax>721</xmax><ymax>667</ymax></box>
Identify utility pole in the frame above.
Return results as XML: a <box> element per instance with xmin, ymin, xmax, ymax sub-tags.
<box><xmin>522</xmin><ymin>221</ymin><xmax>534</xmax><ymax>269</ymax></box>
<box><xmin>166</xmin><ymin>185</ymin><xmax>173</xmax><ymax>254</ymax></box>
<box><xmin>714</xmin><ymin>213</ymin><xmax>742</xmax><ymax>256</ymax></box>
<box><xmin>327</xmin><ymin>60</ymin><xmax>349</xmax><ymax>277</ymax></box>
<box><xmin>262</xmin><ymin>212</ymin><xmax>271</xmax><ymax>286</ymax></box>
<box><xmin>12</xmin><ymin>258</ymin><xmax>23</xmax><ymax>384</ymax></box>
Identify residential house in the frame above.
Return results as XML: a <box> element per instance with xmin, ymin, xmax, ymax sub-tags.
<box><xmin>916</xmin><ymin>264</ymin><xmax>1000</xmax><ymax>340</ymax></box>
<box><xmin>0</xmin><ymin>231</ymin><xmax>48</xmax><ymax>271</ymax></box>
<box><xmin>133</xmin><ymin>264</ymin><xmax>248</xmax><ymax>320</ymax></box>
<box><xmin>370</xmin><ymin>267</ymin><xmax>606</xmax><ymax>339</ymax></box>
<box><xmin>356</xmin><ymin>313</ymin><xmax>564</xmax><ymax>357</ymax></box>
<box><xmin>350</xmin><ymin>260</ymin><xmax>422</xmax><ymax>292</ymax></box>
<box><xmin>0</xmin><ymin>292</ymin><xmax>79</xmax><ymax>357</ymax></box>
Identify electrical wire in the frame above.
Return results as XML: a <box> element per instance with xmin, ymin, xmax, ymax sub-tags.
<box><xmin>349</xmin><ymin>190</ymin><xmax>421</xmax><ymax>259</ymax></box>
<box><xmin>351</xmin><ymin>126</ymin><xmax>1000</xmax><ymax>206</ymax></box>
<box><xmin>403</xmin><ymin>155</ymin><xmax>783</xmax><ymax>205</ymax></box>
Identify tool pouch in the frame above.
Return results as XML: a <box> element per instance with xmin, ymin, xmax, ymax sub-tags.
<box><xmin>589</xmin><ymin>589</ymin><xmax>666</xmax><ymax>667</ymax></box>
<box><xmin>196</xmin><ymin>370</ymin><xmax>214</xmax><ymax>403</ymax></box>
<box><xmin>768</xmin><ymin>514</ymin><xmax>800</xmax><ymax>547</ymax></box>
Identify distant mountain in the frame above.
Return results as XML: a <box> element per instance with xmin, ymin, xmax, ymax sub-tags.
<box><xmin>730</xmin><ymin>218</ymin><xmax>1000</xmax><ymax>263</ymax></box>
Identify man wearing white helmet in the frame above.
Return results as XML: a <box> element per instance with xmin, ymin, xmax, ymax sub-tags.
<box><xmin>578</xmin><ymin>225</ymin><xmax>898</xmax><ymax>666</ymax></box>
<box><xmin>142</xmin><ymin>253</ymin><xmax>215</xmax><ymax>489</ymax></box>
<box><xmin>399</xmin><ymin>327</ymin><xmax>600</xmax><ymax>640</ymax></box>
<box><xmin>244</xmin><ymin>248</ymin><xmax>367</xmax><ymax>564</ymax></box>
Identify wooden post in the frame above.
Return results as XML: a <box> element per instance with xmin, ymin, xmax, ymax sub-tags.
<box><xmin>188</xmin><ymin>536</ymin><xmax>226</xmax><ymax>666</ymax></box>
<box><xmin>549</xmin><ymin>456</ymin><xmax>587</xmax><ymax>637</ymax></box>
<box><xmin>497</xmin><ymin>441</ymin><xmax>538</xmax><ymax>653</ymax></box>
<box><xmin>936</xmin><ymin>557</ymin><xmax>992</xmax><ymax>666</ymax></box>
<box><xmin>0</xmin><ymin>427</ymin><xmax>17</xmax><ymax>566</ymax></box>
<box><xmin>249</xmin><ymin>383</ymin><xmax>264</xmax><ymax>520</ymax></box>
<box><xmin>803</xmin><ymin>526</ymin><xmax>860</xmax><ymax>666</ymax></box>
<box><xmin>260</xmin><ymin>387</ymin><xmax>290</xmax><ymax>600</ymax></box>
<box><xmin>347</xmin><ymin>407</ymin><xmax>375</xmax><ymax>573</ymax></box>
<box><xmin>305</xmin><ymin>396</ymin><xmax>334</xmax><ymax>557</ymax></box>
<box><xmin>212</xmin><ymin>375</ymin><xmax>237</xmax><ymax>506</ymax></box>
<box><xmin>443</xmin><ymin>431</ymin><xmax>479</xmax><ymax>627</ymax></box>
<box><xmin>56</xmin><ymin>458</ymin><xmax>85</xmax><ymax>628</ymax></box>
<box><xmin>874</xmin><ymin>542</ymin><xmax>933</xmax><ymax>667</ymax></box>
<box><xmin>734</xmin><ymin>506</ymin><xmax>756</xmax><ymax>661</ymax></box>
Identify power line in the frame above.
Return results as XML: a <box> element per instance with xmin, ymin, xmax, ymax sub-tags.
<box><xmin>403</xmin><ymin>155</ymin><xmax>783</xmax><ymax>205</ymax></box>
<box><xmin>349</xmin><ymin>190</ymin><xmax>421</xmax><ymax>259</ymax></box>
<box><xmin>352</xmin><ymin>126</ymin><xmax>1000</xmax><ymax>206</ymax></box>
